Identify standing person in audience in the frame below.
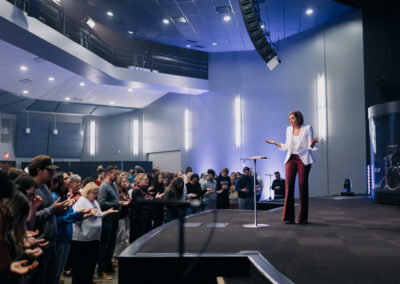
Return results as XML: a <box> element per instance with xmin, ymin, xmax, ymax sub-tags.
<box><xmin>201</xmin><ymin>169</ymin><xmax>218</xmax><ymax>210</ymax></box>
<box><xmin>71</xmin><ymin>182</ymin><xmax>117</xmax><ymax>284</ymax></box>
<box><xmin>28</xmin><ymin>155</ymin><xmax>72</xmax><ymax>284</ymax></box>
<box><xmin>128</xmin><ymin>165</ymin><xmax>145</xmax><ymax>184</ymax></box>
<box><xmin>235</xmin><ymin>172</ymin><xmax>241</xmax><ymax>179</ymax></box>
<box><xmin>113</xmin><ymin>175</ymin><xmax>131</xmax><ymax>260</ymax></box>
<box><xmin>8</xmin><ymin>167</ymin><xmax>24</xmax><ymax>182</ymax></box>
<box><xmin>235</xmin><ymin>167</ymin><xmax>256</xmax><ymax>210</ymax></box>
<box><xmin>271</xmin><ymin>171</ymin><xmax>286</xmax><ymax>199</ymax></box>
<box><xmin>255</xmin><ymin>170</ymin><xmax>264</xmax><ymax>201</ymax></box>
<box><xmin>98</xmin><ymin>165</ymin><xmax>129</xmax><ymax>280</ymax></box>
<box><xmin>199</xmin><ymin>172</ymin><xmax>208</xmax><ymax>185</ymax></box>
<box><xmin>182</xmin><ymin>167</ymin><xmax>192</xmax><ymax>183</ymax></box>
<box><xmin>149</xmin><ymin>173</ymin><xmax>165</xmax><ymax>228</ymax></box>
<box><xmin>216</xmin><ymin>168</ymin><xmax>231</xmax><ymax>209</ymax></box>
<box><xmin>229</xmin><ymin>175</ymin><xmax>239</xmax><ymax>209</ymax></box>
<box><xmin>51</xmin><ymin>173</ymin><xmax>92</xmax><ymax>284</ymax></box>
<box><xmin>185</xmin><ymin>173</ymin><xmax>203</xmax><ymax>214</ymax></box>
<box><xmin>162</xmin><ymin>174</ymin><xmax>170</xmax><ymax>189</ymax></box>
<box><xmin>13</xmin><ymin>175</ymin><xmax>42</xmax><ymax>229</ymax></box>
<box><xmin>130</xmin><ymin>173</ymin><xmax>162</xmax><ymax>242</ymax></box>
<box><xmin>68</xmin><ymin>174</ymin><xmax>82</xmax><ymax>202</ymax></box>
<box><xmin>95</xmin><ymin>168</ymin><xmax>105</xmax><ymax>186</ymax></box>
<box><xmin>164</xmin><ymin>177</ymin><xmax>186</xmax><ymax>222</ymax></box>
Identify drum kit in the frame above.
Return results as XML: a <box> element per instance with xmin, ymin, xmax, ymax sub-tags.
<box><xmin>384</xmin><ymin>145</ymin><xmax>400</xmax><ymax>190</ymax></box>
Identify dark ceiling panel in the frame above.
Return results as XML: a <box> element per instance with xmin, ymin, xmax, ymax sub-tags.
<box><xmin>27</xmin><ymin>100</ymin><xmax>59</xmax><ymax>112</ymax></box>
<box><xmin>55</xmin><ymin>103</ymin><xmax>96</xmax><ymax>115</ymax></box>
<box><xmin>0</xmin><ymin>91</ymin><xmax>25</xmax><ymax>107</ymax></box>
<box><xmin>91</xmin><ymin>106</ymin><xmax>135</xmax><ymax>116</ymax></box>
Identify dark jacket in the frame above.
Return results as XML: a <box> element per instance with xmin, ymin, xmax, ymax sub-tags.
<box><xmin>235</xmin><ymin>175</ymin><xmax>256</xmax><ymax>199</ymax></box>
<box><xmin>216</xmin><ymin>175</ymin><xmax>231</xmax><ymax>209</ymax></box>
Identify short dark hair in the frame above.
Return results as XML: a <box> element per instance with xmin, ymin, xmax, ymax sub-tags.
<box><xmin>105</xmin><ymin>165</ymin><xmax>118</xmax><ymax>174</ymax></box>
<box><xmin>221</xmin><ymin>168</ymin><xmax>229</xmax><ymax>174</ymax></box>
<box><xmin>274</xmin><ymin>171</ymin><xmax>280</xmax><ymax>175</ymax></box>
<box><xmin>207</xmin><ymin>169</ymin><xmax>216</xmax><ymax>175</ymax></box>
<box><xmin>190</xmin><ymin>173</ymin><xmax>199</xmax><ymax>181</ymax></box>
<box><xmin>97</xmin><ymin>168</ymin><xmax>105</xmax><ymax>175</ymax></box>
<box><xmin>243</xmin><ymin>166</ymin><xmax>250</xmax><ymax>172</ymax></box>
<box><xmin>289</xmin><ymin>110</ymin><xmax>304</xmax><ymax>126</ymax></box>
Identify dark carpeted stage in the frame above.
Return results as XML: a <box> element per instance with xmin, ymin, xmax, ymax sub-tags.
<box><xmin>119</xmin><ymin>196</ymin><xmax>400</xmax><ymax>284</ymax></box>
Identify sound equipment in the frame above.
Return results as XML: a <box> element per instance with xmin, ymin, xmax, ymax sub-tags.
<box><xmin>239</xmin><ymin>0</ymin><xmax>280</xmax><ymax>70</ymax></box>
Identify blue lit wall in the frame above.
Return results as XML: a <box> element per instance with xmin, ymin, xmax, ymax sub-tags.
<box><xmin>140</xmin><ymin>11</ymin><xmax>366</xmax><ymax>197</ymax></box>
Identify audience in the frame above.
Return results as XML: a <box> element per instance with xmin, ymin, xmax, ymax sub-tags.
<box><xmin>1</xmin><ymin>158</ymin><xmax>274</xmax><ymax>284</ymax></box>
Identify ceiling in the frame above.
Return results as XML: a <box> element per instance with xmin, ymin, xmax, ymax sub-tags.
<box><xmin>0</xmin><ymin>89</ymin><xmax>136</xmax><ymax>117</ymax></box>
<box><xmin>62</xmin><ymin>0</ymin><xmax>356</xmax><ymax>52</ymax></box>
<box><xmin>0</xmin><ymin>0</ymin><xmax>356</xmax><ymax>115</ymax></box>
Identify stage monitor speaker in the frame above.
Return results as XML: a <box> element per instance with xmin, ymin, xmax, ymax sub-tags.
<box><xmin>239</xmin><ymin>0</ymin><xmax>280</xmax><ymax>70</ymax></box>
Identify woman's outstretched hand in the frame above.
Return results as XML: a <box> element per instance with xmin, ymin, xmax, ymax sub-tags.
<box><xmin>264</xmin><ymin>139</ymin><xmax>281</xmax><ymax>148</ymax></box>
<box><xmin>310</xmin><ymin>137</ymin><xmax>320</xmax><ymax>148</ymax></box>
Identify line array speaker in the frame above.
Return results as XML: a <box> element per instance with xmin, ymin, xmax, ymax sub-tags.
<box><xmin>239</xmin><ymin>0</ymin><xmax>280</xmax><ymax>70</ymax></box>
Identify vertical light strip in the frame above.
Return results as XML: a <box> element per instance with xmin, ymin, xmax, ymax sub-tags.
<box><xmin>317</xmin><ymin>74</ymin><xmax>327</xmax><ymax>139</ymax></box>
<box><xmin>234</xmin><ymin>96</ymin><xmax>242</xmax><ymax>147</ymax></box>
<box><xmin>184</xmin><ymin>109</ymin><xmax>190</xmax><ymax>151</ymax></box>
<box><xmin>89</xmin><ymin>120</ymin><xmax>96</xmax><ymax>156</ymax></box>
<box><xmin>133</xmin><ymin>119</ymin><xmax>139</xmax><ymax>155</ymax></box>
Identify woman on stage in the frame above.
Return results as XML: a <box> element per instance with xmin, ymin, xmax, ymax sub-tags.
<box><xmin>265</xmin><ymin>110</ymin><xmax>319</xmax><ymax>224</ymax></box>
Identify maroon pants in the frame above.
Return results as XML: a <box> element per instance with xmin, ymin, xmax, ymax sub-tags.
<box><xmin>282</xmin><ymin>155</ymin><xmax>311</xmax><ymax>223</ymax></box>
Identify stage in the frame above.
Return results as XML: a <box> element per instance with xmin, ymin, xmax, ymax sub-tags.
<box><xmin>119</xmin><ymin>196</ymin><xmax>400</xmax><ymax>283</ymax></box>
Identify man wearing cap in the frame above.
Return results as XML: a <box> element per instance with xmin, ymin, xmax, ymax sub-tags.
<box><xmin>28</xmin><ymin>155</ymin><xmax>72</xmax><ymax>284</ymax></box>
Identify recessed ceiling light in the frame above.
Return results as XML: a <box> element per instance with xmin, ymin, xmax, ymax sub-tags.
<box><xmin>107</xmin><ymin>11</ymin><xmax>114</xmax><ymax>17</ymax></box>
<box><xmin>110</xmin><ymin>101</ymin><xmax>115</xmax><ymax>105</ymax></box>
<box><xmin>260</xmin><ymin>24</ymin><xmax>265</xmax><ymax>29</ymax></box>
<box><xmin>212</xmin><ymin>42</ymin><xmax>218</xmax><ymax>46</ymax></box>
<box><xmin>128</xmin><ymin>88</ymin><xmax>133</xmax><ymax>92</ymax></box>
<box><xmin>128</xmin><ymin>31</ymin><xmax>133</xmax><ymax>34</ymax></box>
<box><xmin>48</xmin><ymin>77</ymin><xmax>55</xmax><ymax>81</ymax></box>
<box><xmin>223</xmin><ymin>15</ymin><xmax>231</xmax><ymax>22</ymax></box>
<box><xmin>65</xmin><ymin>97</ymin><xmax>71</xmax><ymax>101</ymax></box>
<box><xmin>163</xmin><ymin>19</ymin><xmax>170</xmax><ymax>24</ymax></box>
<box><xmin>186</xmin><ymin>44</ymin><xmax>191</xmax><ymax>48</ymax></box>
<box><xmin>79</xmin><ymin>82</ymin><xmax>85</xmax><ymax>86</ymax></box>
<box><xmin>306</xmin><ymin>8</ymin><xmax>313</xmax><ymax>15</ymax></box>
<box><xmin>20</xmin><ymin>65</ymin><xmax>28</xmax><ymax>71</ymax></box>
<box><xmin>22</xmin><ymin>90</ymin><xmax>29</xmax><ymax>94</ymax></box>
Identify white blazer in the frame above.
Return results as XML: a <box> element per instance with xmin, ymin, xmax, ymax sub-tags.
<box><xmin>279</xmin><ymin>125</ymin><xmax>317</xmax><ymax>165</ymax></box>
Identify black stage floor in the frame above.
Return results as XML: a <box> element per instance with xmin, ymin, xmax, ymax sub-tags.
<box><xmin>120</xmin><ymin>196</ymin><xmax>400</xmax><ymax>283</ymax></box>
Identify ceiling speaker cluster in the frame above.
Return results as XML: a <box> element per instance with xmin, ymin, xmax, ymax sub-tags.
<box><xmin>239</xmin><ymin>0</ymin><xmax>280</xmax><ymax>70</ymax></box>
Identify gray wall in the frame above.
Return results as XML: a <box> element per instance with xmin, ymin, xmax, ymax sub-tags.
<box><xmin>139</xmin><ymin>11</ymin><xmax>366</xmax><ymax>196</ymax></box>
<box><xmin>80</xmin><ymin>110</ymin><xmax>142</xmax><ymax>161</ymax></box>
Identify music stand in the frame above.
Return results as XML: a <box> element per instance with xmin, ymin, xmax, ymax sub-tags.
<box><xmin>240</xmin><ymin>156</ymin><xmax>270</xmax><ymax>228</ymax></box>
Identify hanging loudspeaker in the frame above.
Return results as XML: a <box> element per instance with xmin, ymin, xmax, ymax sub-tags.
<box><xmin>239</xmin><ymin>0</ymin><xmax>280</xmax><ymax>70</ymax></box>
